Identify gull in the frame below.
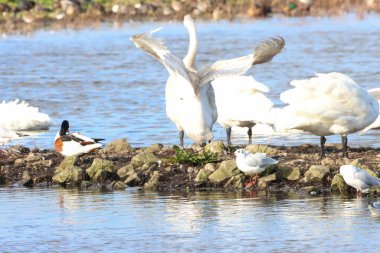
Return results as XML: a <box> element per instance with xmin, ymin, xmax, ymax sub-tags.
<box><xmin>368</xmin><ymin>202</ymin><xmax>380</xmax><ymax>216</ymax></box>
<box><xmin>340</xmin><ymin>164</ymin><xmax>380</xmax><ymax>194</ymax></box>
<box><xmin>0</xmin><ymin>99</ymin><xmax>52</xmax><ymax>131</ymax></box>
<box><xmin>360</xmin><ymin>88</ymin><xmax>380</xmax><ymax>134</ymax></box>
<box><xmin>54</xmin><ymin>120</ymin><xmax>103</xmax><ymax>156</ymax></box>
<box><xmin>130</xmin><ymin>15</ymin><xmax>285</xmax><ymax>146</ymax></box>
<box><xmin>234</xmin><ymin>148</ymin><xmax>278</xmax><ymax>185</ymax></box>
<box><xmin>275</xmin><ymin>72</ymin><xmax>379</xmax><ymax>158</ymax></box>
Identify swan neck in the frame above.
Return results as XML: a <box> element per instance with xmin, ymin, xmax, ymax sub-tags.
<box><xmin>183</xmin><ymin>22</ymin><xmax>197</xmax><ymax>69</ymax></box>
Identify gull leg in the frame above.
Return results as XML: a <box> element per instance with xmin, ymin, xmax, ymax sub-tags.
<box><xmin>341</xmin><ymin>135</ymin><xmax>348</xmax><ymax>158</ymax></box>
<box><xmin>320</xmin><ymin>136</ymin><xmax>326</xmax><ymax>159</ymax></box>
<box><xmin>247</xmin><ymin>127</ymin><xmax>252</xmax><ymax>145</ymax></box>
<box><xmin>226</xmin><ymin>127</ymin><xmax>232</xmax><ymax>146</ymax></box>
<box><xmin>179</xmin><ymin>130</ymin><xmax>184</xmax><ymax>147</ymax></box>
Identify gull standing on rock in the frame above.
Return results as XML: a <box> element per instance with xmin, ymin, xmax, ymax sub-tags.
<box><xmin>340</xmin><ymin>164</ymin><xmax>380</xmax><ymax>194</ymax></box>
<box><xmin>275</xmin><ymin>72</ymin><xmax>379</xmax><ymax>158</ymax></box>
<box><xmin>131</xmin><ymin>15</ymin><xmax>285</xmax><ymax>146</ymax></box>
<box><xmin>54</xmin><ymin>120</ymin><xmax>103</xmax><ymax>156</ymax></box>
<box><xmin>235</xmin><ymin>148</ymin><xmax>278</xmax><ymax>185</ymax></box>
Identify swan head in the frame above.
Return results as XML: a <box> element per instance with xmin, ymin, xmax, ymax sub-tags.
<box><xmin>59</xmin><ymin>120</ymin><xmax>70</xmax><ymax>136</ymax></box>
<box><xmin>183</xmin><ymin>14</ymin><xmax>195</xmax><ymax>30</ymax></box>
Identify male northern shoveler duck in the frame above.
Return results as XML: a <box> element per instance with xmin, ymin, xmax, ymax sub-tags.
<box><xmin>54</xmin><ymin>120</ymin><xmax>103</xmax><ymax>156</ymax></box>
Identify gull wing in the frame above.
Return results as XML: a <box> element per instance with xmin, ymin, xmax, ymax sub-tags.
<box><xmin>354</xmin><ymin>169</ymin><xmax>380</xmax><ymax>187</ymax></box>
<box><xmin>130</xmin><ymin>28</ymin><xmax>195</xmax><ymax>85</ymax></box>
<box><xmin>198</xmin><ymin>37</ymin><xmax>285</xmax><ymax>86</ymax></box>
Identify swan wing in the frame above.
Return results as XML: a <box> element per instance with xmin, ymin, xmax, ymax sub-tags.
<box><xmin>198</xmin><ymin>37</ymin><xmax>285</xmax><ymax>86</ymax></box>
<box><xmin>131</xmin><ymin>28</ymin><xmax>195</xmax><ymax>85</ymax></box>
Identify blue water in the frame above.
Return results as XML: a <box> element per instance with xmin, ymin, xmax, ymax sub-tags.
<box><xmin>1</xmin><ymin>14</ymin><xmax>380</xmax><ymax>149</ymax></box>
<box><xmin>0</xmin><ymin>187</ymin><xmax>379</xmax><ymax>252</ymax></box>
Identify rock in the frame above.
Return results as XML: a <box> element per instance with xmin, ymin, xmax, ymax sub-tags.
<box><xmin>204</xmin><ymin>141</ymin><xmax>225</xmax><ymax>154</ymax></box>
<box><xmin>131</xmin><ymin>152</ymin><xmax>158</xmax><ymax>168</ymax></box>
<box><xmin>124</xmin><ymin>172</ymin><xmax>141</xmax><ymax>186</ymax></box>
<box><xmin>351</xmin><ymin>159</ymin><xmax>378</xmax><ymax>178</ymax></box>
<box><xmin>320</xmin><ymin>157</ymin><xmax>335</xmax><ymax>166</ymax></box>
<box><xmin>186</xmin><ymin>167</ymin><xmax>195</xmax><ymax>173</ymax></box>
<box><xmin>299</xmin><ymin>186</ymin><xmax>323</xmax><ymax>195</ymax></box>
<box><xmin>304</xmin><ymin>165</ymin><xmax>330</xmax><ymax>183</ymax></box>
<box><xmin>53</xmin><ymin>156</ymin><xmax>82</xmax><ymax>185</ymax></box>
<box><xmin>208</xmin><ymin>160</ymin><xmax>239</xmax><ymax>184</ymax></box>
<box><xmin>276</xmin><ymin>166</ymin><xmax>300</xmax><ymax>181</ymax></box>
<box><xmin>117</xmin><ymin>165</ymin><xmax>134</xmax><ymax>180</ymax></box>
<box><xmin>245</xmin><ymin>144</ymin><xmax>278</xmax><ymax>155</ymax></box>
<box><xmin>143</xmin><ymin>171</ymin><xmax>160</xmax><ymax>190</ymax></box>
<box><xmin>257</xmin><ymin>173</ymin><xmax>277</xmax><ymax>189</ymax></box>
<box><xmin>104</xmin><ymin>139</ymin><xmax>133</xmax><ymax>154</ymax></box>
<box><xmin>30</xmin><ymin>160</ymin><xmax>53</xmax><ymax>168</ymax></box>
<box><xmin>204</xmin><ymin>163</ymin><xmax>216</xmax><ymax>175</ymax></box>
<box><xmin>368</xmin><ymin>186</ymin><xmax>380</xmax><ymax>194</ymax></box>
<box><xmin>330</xmin><ymin>174</ymin><xmax>348</xmax><ymax>193</ymax></box>
<box><xmin>25</xmin><ymin>153</ymin><xmax>42</xmax><ymax>162</ymax></box>
<box><xmin>14</xmin><ymin>159</ymin><xmax>26</xmax><ymax>167</ymax></box>
<box><xmin>224</xmin><ymin>175</ymin><xmax>243</xmax><ymax>188</ymax></box>
<box><xmin>195</xmin><ymin>169</ymin><xmax>208</xmax><ymax>183</ymax></box>
<box><xmin>81</xmin><ymin>181</ymin><xmax>92</xmax><ymax>188</ymax></box>
<box><xmin>14</xmin><ymin>171</ymin><xmax>33</xmax><ymax>187</ymax></box>
<box><xmin>145</xmin><ymin>143</ymin><xmax>163</xmax><ymax>153</ymax></box>
<box><xmin>111</xmin><ymin>181</ymin><xmax>127</xmax><ymax>190</ymax></box>
<box><xmin>86</xmin><ymin>158</ymin><xmax>114</xmax><ymax>182</ymax></box>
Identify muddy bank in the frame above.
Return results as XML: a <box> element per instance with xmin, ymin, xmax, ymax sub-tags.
<box><xmin>1</xmin><ymin>139</ymin><xmax>380</xmax><ymax>195</ymax></box>
<box><xmin>1</xmin><ymin>0</ymin><xmax>380</xmax><ymax>34</ymax></box>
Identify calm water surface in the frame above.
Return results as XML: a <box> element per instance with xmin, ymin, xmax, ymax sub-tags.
<box><xmin>1</xmin><ymin>14</ymin><xmax>380</xmax><ymax>148</ymax></box>
<box><xmin>0</xmin><ymin>187</ymin><xmax>380</xmax><ymax>252</ymax></box>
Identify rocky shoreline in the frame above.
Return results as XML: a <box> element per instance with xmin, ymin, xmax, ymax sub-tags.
<box><xmin>1</xmin><ymin>0</ymin><xmax>380</xmax><ymax>34</ymax></box>
<box><xmin>1</xmin><ymin>138</ymin><xmax>380</xmax><ymax>195</ymax></box>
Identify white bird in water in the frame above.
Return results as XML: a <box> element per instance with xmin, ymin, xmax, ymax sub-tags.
<box><xmin>234</xmin><ymin>148</ymin><xmax>278</xmax><ymax>185</ymax></box>
<box><xmin>131</xmin><ymin>15</ymin><xmax>285</xmax><ymax>146</ymax></box>
<box><xmin>54</xmin><ymin>120</ymin><xmax>103</xmax><ymax>156</ymax></box>
<box><xmin>0</xmin><ymin>99</ymin><xmax>52</xmax><ymax>131</ymax></box>
<box><xmin>368</xmin><ymin>202</ymin><xmax>380</xmax><ymax>216</ymax></box>
<box><xmin>275</xmin><ymin>72</ymin><xmax>379</xmax><ymax>158</ymax></box>
<box><xmin>0</xmin><ymin>127</ymin><xmax>23</xmax><ymax>145</ymax></box>
<box><xmin>340</xmin><ymin>165</ymin><xmax>380</xmax><ymax>195</ymax></box>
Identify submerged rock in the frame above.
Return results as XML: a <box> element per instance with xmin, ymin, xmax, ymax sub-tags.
<box><xmin>104</xmin><ymin>139</ymin><xmax>133</xmax><ymax>154</ymax></box>
<box><xmin>209</xmin><ymin>160</ymin><xmax>239</xmax><ymax>184</ymax></box>
<box><xmin>86</xmin><ymin>158</ymin><xmax>114</xmax><ymax>182</ymax></box>
<box><xmin>14</xmin><ymin>171</ymin><xmax>33</xmax><ymax>187</ymax></box>
<box><xmin>304</xmin><ymin>165</ymin><xmax>330</xmax><ymax>183</ymax></box>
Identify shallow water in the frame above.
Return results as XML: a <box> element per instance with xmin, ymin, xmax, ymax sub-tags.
<box><xmin>1</xmin><ymin>14</ymin><xmax>380</xmax><ymax>149</ymax></box>
<box><xmin>0</xmin><ymin>187</ymin><xmax>379</xmax><ymax>252</ymax></box>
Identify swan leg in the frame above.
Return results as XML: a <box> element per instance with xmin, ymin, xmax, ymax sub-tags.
<box><xmin>341</xmin><ymin>135</ymin><xmax>348</xmax><ymax>158</ymax></box>
<box><xmin>320</xmin><ymin>136</ymin><xmax>326</xmax><ymax>158</ymax></box>
<box><xmin>179</xmin><ymin>130</ymin><xmax>184</xmax><ymax>147</ymax></box>
<box><xmin>247</xmin><ymin>127</ymin><xmax>252</xmax><ymax>145</ymax></box>
<box><xmin>226</xmin><ymin>127</ymin><xmax>232</xmax><ymax>146</ymax></box>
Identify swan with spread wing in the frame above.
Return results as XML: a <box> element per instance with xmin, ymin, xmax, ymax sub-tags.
<box><xmin>130</xmin><ymin>17</ymin><xmax>284</xmax><ymax>146</ymax></box>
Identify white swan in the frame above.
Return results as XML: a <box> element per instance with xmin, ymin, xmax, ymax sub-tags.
<box><xmin>235</xmin><ymin>148</ymin><xmax>278</xmax><ymax>184</ymax></box>
<box><xmin>275</xmin><ymin>72</ymin><xmax>379</xmax><ymax>158</ymax></box>
<box><xmin>182</xmin><ymin>15</ymin><xmax>283</xmax><ymax>146</ymax></box>
<box><xmin>360</xmin><ymin>88</ymin><xmax>380</xmax><ymax>134</ymax></box>
<box><xmin>54</xmin><ymin>120</ymin><xmax>103</xmax><ymax>156</ymax></box>
<box><xmin>212</xmin><ymin>76</ymin><xmax>274</xmax><ymax>145</ymax></box>
<box><xmin>340</xmin><ymin>164</ymin><xmax>380</xmax><ymax>194</ymax></box>
<box><xmin>0</xmin><ymin>127</ymin><xmax>21</xmax><ymax>144</ymax></box>
<box><xmin>130</xmin><ymin>16</ymin><xmax>285</xmax><ymax>146</ymax></box>
<box><xmin>0</xmin><ymin>99</ymin><xmax>52</xmax><ymax>131</ymax></box>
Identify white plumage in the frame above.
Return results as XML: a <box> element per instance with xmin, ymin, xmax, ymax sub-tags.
<box><xmin>275</xmin><ymin>72</ymin><xmax>379</xmax><ymax>157</ymax></box>
<box><xmin>368</xmin><ymin>202</ymin><xmax>380</xmax><ymax>216</ymax></box>
<box><xmin>0</xmin><ymin>100</ymin><xmax>52</xmax><ymax>131</ymax></box>
<box><xmin>0</xmin><ymin>127</ymin><xmax>21</xmax><ymax>144</ymax></box>
<box><xmin>340</xmin><ymin>164</ymin><xmax>380</xmax><ymax>193</ymax></box>
<box><xmin>235</xmin><ymin>148</ymin><xmax>278</xmax><ymax>175</ymax></box>
<box><xmin>212</xmin><ymin>75</ymin><xmax>274</xmax><ymax>145</ymax></box>
<box><xmin>360</xmin><ymin>88</ymin><xmax>380</xmax><ymax>134</ymax></box>
<box><xmin>130</xmin><ymin>15</ymin><xmax>284</xmax><ymax>146</ymax></box>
